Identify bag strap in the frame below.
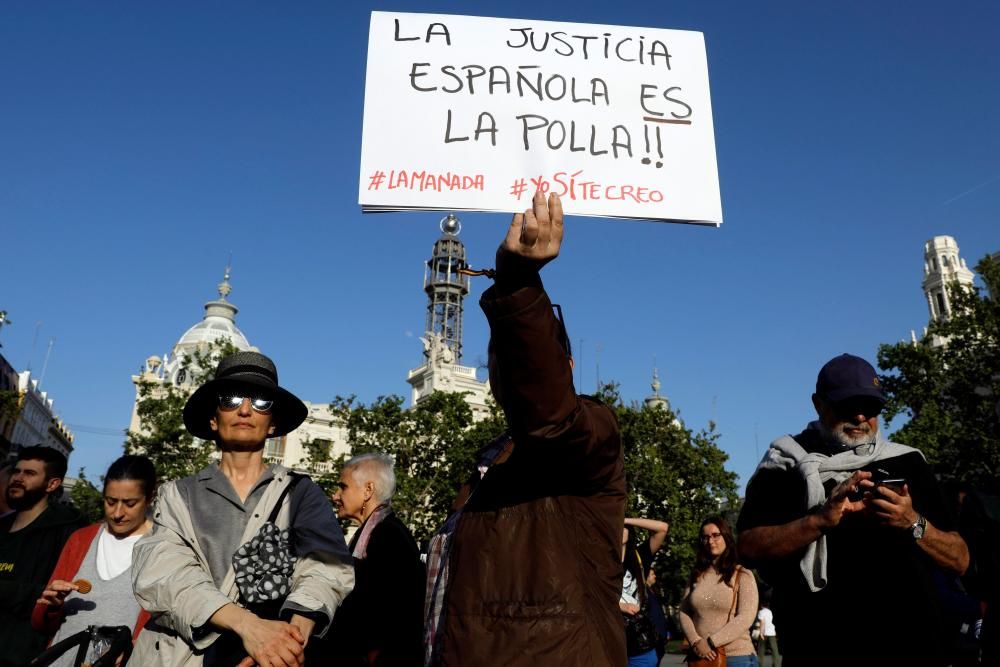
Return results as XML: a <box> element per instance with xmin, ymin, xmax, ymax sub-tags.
<box><xmin>726</xmin><ymin>566</ymin><xmax>742</xmax><ymax>621</ymax></box>
<box><xmin>266</xmin><ymin>473</ymin><xmax>305</xmax><ymax>524</ymax></box>
<box><xmin>630</xmin><ymin>546</ymin><xmax>652</xmax><ymax>605</ymax></box>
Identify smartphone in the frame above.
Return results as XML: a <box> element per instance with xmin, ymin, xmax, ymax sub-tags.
<box><xmin>848</xmin><ymin>477</ymin><xmax>906</xmax><ymax>501</ymax></box>
<box><xmin>872</xmin><ymin>477</ymin><xmax>906</xmax><ymax>494</ymax></box>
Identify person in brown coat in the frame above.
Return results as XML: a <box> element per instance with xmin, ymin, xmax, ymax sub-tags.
<box><xmin>424</xmin><ymin>191</ymin><xmax>627</xmax><ymax>666</ymax></box>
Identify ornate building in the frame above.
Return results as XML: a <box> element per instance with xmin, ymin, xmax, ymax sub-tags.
<box><xmin>10</xmin><ymin>370</ymin><xmax>74</xmax><ymax>458</ymax></box>
<box><xmin>0</xmin><ymin>319</ymin><xmax>74</xmax><ymax>460</ymax></box>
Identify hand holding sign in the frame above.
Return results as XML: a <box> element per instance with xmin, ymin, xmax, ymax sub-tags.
<box><xmin>503</xmin><ymin>191</ymin><xmax>564</xmax><ymax>270</ymax></box>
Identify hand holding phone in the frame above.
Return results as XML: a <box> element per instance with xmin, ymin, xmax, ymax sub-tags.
<box><xmin>871</xmin><ymin>478</ymin><xmax>907</xmax><ymax>495</ymax></box>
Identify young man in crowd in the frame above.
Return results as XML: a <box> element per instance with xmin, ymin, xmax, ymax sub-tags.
<box><xmin>0</xmin><ymin>446</ymin><xmax>86</xmax><ymax>667</ymax></box>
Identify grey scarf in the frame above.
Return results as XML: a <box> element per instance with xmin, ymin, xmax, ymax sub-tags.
<box><xmin>751</xmin><ymin>422</ymin><xmax>921</xmax><ymax>592</ymax></box>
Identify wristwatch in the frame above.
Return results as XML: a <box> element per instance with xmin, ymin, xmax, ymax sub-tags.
<box><xmin>910</xmin><ymin>514</ymin><xmax>927</xmax><ymax>540</ymax></box>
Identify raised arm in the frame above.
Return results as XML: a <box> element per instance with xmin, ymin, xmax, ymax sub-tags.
<box><xmin>624</xmin><ymin>517</ymin><xmax>669</xmax><ymax>554</ymax></box>
<box><xmin>482</xmin><ymin>191</ymin><xmax>571</xmax><ymax>434</ymax></box>
<box><xmin>480</xmin><ymin>193</ymin><xmax>620</xmax><ymax>486</ymax></box>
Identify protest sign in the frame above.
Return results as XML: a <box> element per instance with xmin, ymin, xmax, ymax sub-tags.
<box><xmin>359</xmin><ymin>11</ymin><xmax>722</xmax><ymax>225</ymax></box>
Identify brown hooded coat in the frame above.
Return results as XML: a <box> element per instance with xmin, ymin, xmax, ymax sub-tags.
<box><xmin>436</xmin><ymin>282</ymin><xmax>627</xmax><ymax>666</ymax></box>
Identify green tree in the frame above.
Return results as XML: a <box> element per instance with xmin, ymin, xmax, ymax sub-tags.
<box><xmin>294</xmin><ymin>436</ymin><xmax>340</xmax><ymax>496</ymax></box>
<box><xmin>69</xmin><ymin>468</ymin><xmax>104</xmax><ymax>523</ymax></box>
<box><xmin>0</xmin><ymin>390</ymin><xmax>20</xmax><ymax>422</ymax></box>
<box><xmin>311</xmin><ymin>391</ymin><xmax>507</xmax><ymax>542</ymax></box>
<box><xmin>878</xmin><ymin>256</ymin><xmax>1000</xmax><ymax>488</ymax></box>
<box><xmin>125</xmin><ymin>339</ymin><xmax>240</xmax><ymax>483</ymax></box>
<box><xmin>598</xmin><ymin>383</ymin><xmax>740</xmax><ymax>606</ymax></box>
<box><xmin>308</xmin><ymin>381</ymin><xmax>738</xmax><ymax>605</ymax></box>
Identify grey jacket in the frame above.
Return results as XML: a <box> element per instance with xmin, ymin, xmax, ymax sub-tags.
<box><xmin>131</xmin><ymin>465</ymin><xmax>354</xmax><ymax>666</ymax></box>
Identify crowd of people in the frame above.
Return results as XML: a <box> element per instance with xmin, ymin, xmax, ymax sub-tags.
<box><xmin>1</xmin><ymin>192</ymin><xmax>996</xmax><ymax>666</ymax></box>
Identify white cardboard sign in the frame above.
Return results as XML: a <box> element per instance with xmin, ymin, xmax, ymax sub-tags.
<box><xmin>359</xmin><ymin>11</ymin><xmax>722</xmax><ymax>226</ymax></box>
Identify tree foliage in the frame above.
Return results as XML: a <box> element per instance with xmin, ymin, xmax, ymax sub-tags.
<box><xmin>307</xmin><ymin>381</ymin><xmax>738</xmax><ymax>605</ymax></box>
<box><xmin>0</xmin><ymin>389</ymin><xmax>20</xmax><ymax>422</ymax></box>
<box><xmin>878</xmin><ymin>256</ymin><xmax>1000</xmax><ymax>489</ymax></box>
<box><xmin>125</xmin><ymin>340</ymin><xmax>240</xmax><ymax>483</ymax></box>
<box><xmin>69</xmin><ymin>468</ymin><xmax>105</xmax><ymax>524</ymax></box>
<box><xmin>311</xmin><ymin>391</ymin><xmax>507</xmax><ymax>542</ymax></box>
<box><xmin>597</xmin><ymin>383</ymin><xmax>740</xmax><ymax>606</ymax></box>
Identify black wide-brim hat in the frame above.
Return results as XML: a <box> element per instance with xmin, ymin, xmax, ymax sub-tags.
<box><xmin>183</xmin><ymin>351</ymin><xmax>308</xmax><ymax>441</ymax></box>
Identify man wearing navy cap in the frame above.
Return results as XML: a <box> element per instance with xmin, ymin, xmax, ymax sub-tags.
<box><xmin>737</xmin><ymin>354</ymin><xmax>969</xmax><ymax>667</ymax></box>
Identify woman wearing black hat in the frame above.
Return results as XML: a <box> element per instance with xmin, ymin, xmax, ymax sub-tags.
<box><xmin>130</xmin><ymin>351</ymin><xmax>355</xmax><ymax>667</ymax></box>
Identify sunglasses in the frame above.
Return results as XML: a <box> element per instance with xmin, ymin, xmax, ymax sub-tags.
<box><xmin>831</xmin><ymin>397</ymin><xmax>884</xmax><ymax>420</ymax></box>
<box><xmin>218</xmin><ymin>394</ymin><xmax>274</xmax><ymax>414</ymax></box>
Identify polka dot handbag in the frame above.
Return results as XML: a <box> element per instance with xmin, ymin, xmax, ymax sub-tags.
<box><xmin>232</xmin><ymin>474</ymin><xmax>304</xmax><ymax>605</ymax></box>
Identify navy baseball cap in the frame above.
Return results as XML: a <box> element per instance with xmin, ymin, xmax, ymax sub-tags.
<box><xmin>815</xmin><ymin>354</ymin><xmax>886</xmax><ymax>405</ymax></box>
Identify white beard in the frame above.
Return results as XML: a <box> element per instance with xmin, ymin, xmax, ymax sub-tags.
<box><xmin>817</xmin><ymin>419</ymin><xmax>878</xmax><ymax>451</ymax></box>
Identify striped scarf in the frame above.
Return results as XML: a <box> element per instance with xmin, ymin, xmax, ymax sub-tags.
<box><xmin>351</xmin><ymin>504</ymin><xmax>392</xmax><ymax>559</ymax></box>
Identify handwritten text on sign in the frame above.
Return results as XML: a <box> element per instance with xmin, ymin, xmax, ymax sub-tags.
<box><xmin>359</xmin><ymin>12</ymin><xmax>722</xmax><ymax>225</ymax></box>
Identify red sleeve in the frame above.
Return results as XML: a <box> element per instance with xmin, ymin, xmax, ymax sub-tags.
<box><xmin>133</xmin><ymin>609</ymin><xmax>151</xmax><ymax>641</ymax></box>
<box><xmin>30</xmin><ymin>523</ymin><xmax>102</xmax><ymax>637</ymax></box>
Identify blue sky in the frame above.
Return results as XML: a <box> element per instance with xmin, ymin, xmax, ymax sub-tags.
<box><xmin>1</xmin><ymin>1</ymin><xmax>997</xmax><ymax>493</ymax></box>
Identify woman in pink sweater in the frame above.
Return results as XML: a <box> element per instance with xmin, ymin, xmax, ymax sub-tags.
<box><xmin>680</xmin><ymin>515</ymin><xmax>759</xmax><ymax>666</ymax></box>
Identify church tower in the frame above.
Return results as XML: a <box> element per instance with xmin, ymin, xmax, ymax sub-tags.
<box><xmin>923</xmin><ymin>235</ymin><xmax>975</xmax><ymax>324</ymax></box>
<box><xmin>407</xmin><ymin>214</ymin><xmax>491</xmax><ymax>418</ymax></box>
<box><xmin>423</xmin><ymin>214</ymin><xmax>470</xmax><ymax>362</ymax></box>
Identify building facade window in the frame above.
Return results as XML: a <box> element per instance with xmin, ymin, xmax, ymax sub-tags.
<box><xmin>264</xmin><ymin>436</ymin><xmax>286</xmax><ymax>460</ymax></box>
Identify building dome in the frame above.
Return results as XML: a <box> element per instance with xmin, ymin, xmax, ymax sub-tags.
<box><xmin>175</xmin><ymin>314</ymin><xmax>251</xmax><ymax>352</ymax></box>
<box><xmin>155</xmin><ymin>267</ymin><xmax>255</xmax><ymax>388</ymax></box>
<box><xmin>173</xmin><ymin>267</ymin><xmax>251</xmax><ymax>353</ymax></box>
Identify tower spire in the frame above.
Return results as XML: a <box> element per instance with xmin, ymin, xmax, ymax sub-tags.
<box><xmin>205</xmin><ymin>260</ymin><xmax>238</xmax><ymax>324</ymax></box>
<box><xmin>423</xmin><ymin>214</ymin><xmax>470</xmax><ymax>362</ymax></box>
<box><xmin>218</xmin><ymin>256</ymin><xmax>233</xmax><ymax>301</ymax></box>
<box><xmin>645</xmin><ymin>363</ymin><xmax>669</xmax><ymax>410</ymax></box>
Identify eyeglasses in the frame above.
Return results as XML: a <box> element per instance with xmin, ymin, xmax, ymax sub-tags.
<box><xmin>218</xmin><ymin>394</ymin><xmax>274</xmax><ymax>414</ymax></box>
<box><xmin>700</xmin><ymin>532</ymin><xmax>724</xmax><ymax>542</ymax></box>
